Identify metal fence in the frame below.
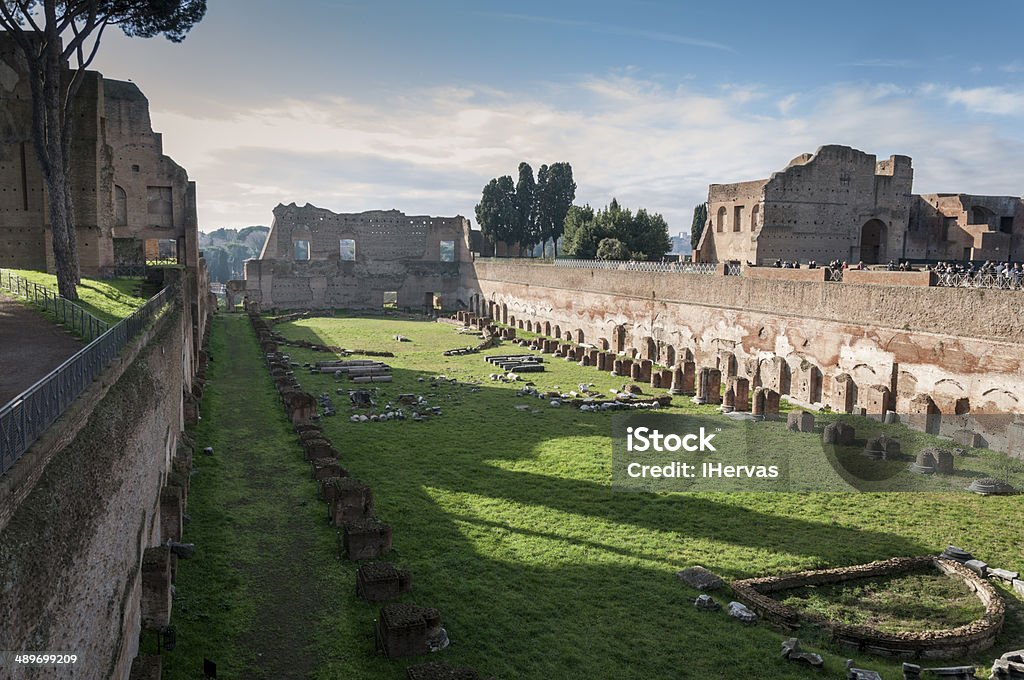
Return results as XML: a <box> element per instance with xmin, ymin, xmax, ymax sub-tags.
<box><xmin>554</xmin><ymin>258</ymin><xmax>722</xmax><ymax>274</ymax></box>
<box><xmin>933</xmin><ymin>270</ymin><xmax>1024</xmax><ymax>291</ymax></box>
<box><xmin>0</xmin><ymin>270</ymin><xmax>110</xmax><ymax>342</ymax></box>
<box><xmin>0</xmin><ymin>283</ymin><xmax>178</xmax><ymax>476</ymax></box>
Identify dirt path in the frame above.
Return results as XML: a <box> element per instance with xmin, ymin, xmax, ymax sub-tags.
<box><xmin>166</xmin><ymin>315</ymin><xmax>338</xmax><ymax>679</ymax></box>
<box><xmin>0</xmin><ymin>293</ymin><xmax>83</xmax><ymax>405</ymax></box>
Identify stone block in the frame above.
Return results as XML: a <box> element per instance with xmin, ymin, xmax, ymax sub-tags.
<box><xmin>376</xmin><ymin>603</ymin><xmax>446</xmax><ymax>658</ymax></box>
<box><xmin>160</xmin><ymin>485</ymin><xmax>184</xmax><ymax>543</ymax></box>
<box><xmin>357</xmin><ymin>562</ymin><xmax>413</xmax><ymax>602</ymax></box>
<box><xmin>823</xmin><ymin>421</ymin><xmax>856</xmax><ymax>446</ymax></box>
<box><xmin>964</xmin><ymin>559</ymin><xmax>988</xmax><ymax>577</ymax></box>
<box><xmin>676</xmin><ymin>566</ymin><xmax>725</xmax><ymax>591</ymax></box>
<box><xmin>128</xmin><ymin>655</ymin><xmax>162</xmax><ymax>680</ymax></box>
<box><xmin>733</xmin><ymin>378</ymin><xmax>750</xmax><ymax>412</ymax></box>
<box><xmin>344</xmin><ymin>517</ymin><xmax>392</xmax><ymax>560</ymax></box>
<box><xmin>787</xmin><ymin>411</ymin><xmax>815</xmax><ymax>433</ymax></box>
<box><xmin>326</xmin><ymin>478</ymin><xmax>375</xmax><ymax>526</ymax></box>
<box><xmin>311</xmin><ymin>458</ymin><xmax>347</xmax><ymax>482</ymax></box>
<box><xmin>141</xmin><ymin>546</ymin><xmax>172</xmax><ymax>629</ymax></box>
<box><xmin>763</xmin><ymin>388</ymin><xmax>780</xmax><ymax>416</ymax></box>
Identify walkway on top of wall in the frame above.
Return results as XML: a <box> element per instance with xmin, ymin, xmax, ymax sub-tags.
<box><xmin>0</xmin><ymin>293</ymin><xmax>83</xmax><ymax>406</ymax></box>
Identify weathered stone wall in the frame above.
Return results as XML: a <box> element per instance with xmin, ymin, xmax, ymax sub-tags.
<box><xmin>0</xmin><ymin>35</ymin><xmax>199</xmax><ymax>277</ymax></box>
<box><xmin>245</xmin><ymin>203</ymin><xmax>472</xmax><ymax>310</ymax></box>
<box><xmin>0</xmin><ymin>284</ymin><xmax>205</xmax><ymax>679</ymax></box>
<box><xmin>908</xmin><ymin>193</ymin><xmax>1024</xmax><ymax>262</ymax></box>
<box><xmin>469</xmin><ymin>261</ymin><xmax>1024</xmax><ymax>433</ymax></box>
<box><xmin>698</xmin><ymin>145</ymin><xmax>914</xmax><ymax>266</ymax></box>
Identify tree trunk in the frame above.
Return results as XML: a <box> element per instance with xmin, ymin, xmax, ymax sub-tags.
<box><xmin>33</xmin><ymin>6</ymin><xmax>79</xmax><ymax>300</ymax></box>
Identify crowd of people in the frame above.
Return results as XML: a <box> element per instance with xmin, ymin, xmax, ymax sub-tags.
<box><xmin>748</xmin><ymin>257</ymin><xmax>1024</xmax><ymax>289</ymax></box>
<box><xmin>929</xmin><ymin>260</ymin><xmax>1024</xmax><ymax>289</ymax></box>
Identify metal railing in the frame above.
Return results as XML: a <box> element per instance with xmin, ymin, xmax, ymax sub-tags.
<box><xmin>933</xmin><ymin>270</ymin><xmax>1024</xmax><ymax>291</ymax></box>
<box><xmin>0</xmin><ymin>283</ymin><xmax>179</xmax><ymax>476</ymax></box>
<box><xmin>0</xmin><ymin>270</ymin><xmax>110</xmax><ymax>342</ymax></box>
<box><xmin>553</xmin><ymin>259</ymin><xmax>722</xmax><ymax>274</ymax></box>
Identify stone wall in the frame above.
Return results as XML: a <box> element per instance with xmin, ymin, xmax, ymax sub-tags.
<box><xmin>469</xmin><ymin>261</ymin><xmax>1024</xmax><ymax>450</ymax></box>
<box><xmin>243</xmin><ymin>203</ymin><xmax>472</xmax><ymax>310</ymax></box>
<box><xmin>0</xmin><ymin>279</ymin><xmax>206</xmax><ymax>679</ymax></box>
<box><xmin>0</xmin><ymin>35</ymin><xmax>199</xmax><ymax>277</ymax></box>
<box><xmin>697</xmin><ymin>145</ymin><xmax>914</xmax><ymax>266</ymax></box>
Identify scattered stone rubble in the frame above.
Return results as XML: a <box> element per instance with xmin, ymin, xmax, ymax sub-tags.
<box><xmin>780</xmin><ymin>638</ymin><xmax>824</xmax><ymax>669</ymax></box>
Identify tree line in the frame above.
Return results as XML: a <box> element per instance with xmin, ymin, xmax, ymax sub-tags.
<box><xmin>474</xmin><ymin>161</ymin><xmax>677</xmax><ymax>261</ymax></box>
<box><xmin>474</xmin><ymin>162</ymin><xmax>576</xmax><ymax>257</ymax></box>
<box><xmin>562</xmin><ymin>199</ymin><xmax>671</xmax><ymax>261</ymax></box>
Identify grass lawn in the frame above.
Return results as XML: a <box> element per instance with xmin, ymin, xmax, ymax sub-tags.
<box><xmin>776</xmin><ymin>568</ymin><xmax>986</xmax><ymax>633</ymax></box>
<box><xmin>3</xmin><ymin>268</ymin><xmax>148</xmax><ymax>324</ymax></box>
<box><xmin>170</xmin><ymin>312</ymin><xmax>1024</xmax><ymax>680</ymax></box>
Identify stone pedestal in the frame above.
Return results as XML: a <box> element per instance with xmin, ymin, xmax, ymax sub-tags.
<box><xmin>733</xmin><ymin>378</ymin><xmax>750</xmax><ymax>412</ymax></box>
<box><xmin>707</xmin><ymin>369</ymin><xmax>722</xmax><ymax>405</ymax></box>
<box><xmin>822</xmin><ymin>421</ymin><xmax>856</xmax><ymax>445</ymax></box>
<box><xmin>787</xmin><ymin>411</ymin><xmax>815</xmax><ymax>433</ymax></box>
<box><xmin>763</xmin><ymin>389</ymin><xmax>780</xmax><ymax>416</ymax></box>
<box><xmin>128</xmin><ymin>655</ymin><xmax>162</xmax><ymax>680</ymax></box>
<box><xmin>722</xmin><ymin>387</ymin><xmax>735</xmax><ymax>412</ymax></box>
<box><xmin>141</xmin><ymin>546</ymin><xmax>172</xmax><ymax>628</ymax></box>
<box><xmin>630</xmin><ymin>363</ymin><xmax>642</xmax><ymax>381</ymax></box>
<box><xmin>357</xmin><ymin>562</ymin><xmax>413</xmax><ymax>602</ymax></box>
<box><xmin>669</xmin><ymin>366</ymin><xmax>685</xmax><ymax>395</ymax></box>
<box><xmin>695</xmin><ymin>367</ymin><xmax>711</xmax><ymax>404</ymax></box>
<box><xmin>681</xmin><ymin>361</ymin><xmax>696</xmax><ymax>395</ymax></box>
<box><xmin>325</xmin><ymin>479</ymin><xmax>375</xmax><ymax>526</ymax></box>
<box><xmin>751</xmin><ymin>387</ymin><xmax>766</xmax><ymax>419</ymax></box>
<box><xmin>344</xmin><ymin>517</ymin><xmax>393</xmax><ymax>560</ymax></box>
<box><xmin>160</xmin><ymin>486</ymin><xmax>183</xmax><ymax>543</ymax></box>
<box><xmin>639</xmin><ymin>359</ymin><xmax>653</xmax><ymax>383</ymax></box>
<box><xmin>376</xmin><ymin>603</ymin><xmax>445</xmax><ymax>658</ymax></box>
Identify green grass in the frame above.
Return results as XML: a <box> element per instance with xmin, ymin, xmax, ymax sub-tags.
<box><xmin>170</xmin><ymin>312</ymin><xmax>1024</xmax><ymax>680</ymax></box>
<box><xmin>4</xmin><ymin>268</ymin><xmax>148</xmax><ymax>324</ymax></box>
<box><xmin>776</xmin><ymin>568</ymin><xmax>986</xmax><ymax>633</ymax></box>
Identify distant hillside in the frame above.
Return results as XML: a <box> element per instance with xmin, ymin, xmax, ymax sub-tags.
<box><xmin>199</xmin><ymin>226</ymin><xmax>269</xmax><ymax>282</ymax></box>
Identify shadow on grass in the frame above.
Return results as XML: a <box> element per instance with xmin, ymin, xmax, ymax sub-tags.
<box><xmin>241</xmin><ymin>315</ymin><xmax>1024</xmax><ymax>679</ymax></box>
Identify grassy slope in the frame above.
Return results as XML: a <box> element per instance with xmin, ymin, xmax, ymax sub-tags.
<box><xmin>171</xmin><ymin>313</ymin><xmax>1024</xmax><ymax>680</ymax></box>
<box><xmin>5</xmin><ymin>268</ymin><xmax>147</xmax><ymax>324</ymax></box>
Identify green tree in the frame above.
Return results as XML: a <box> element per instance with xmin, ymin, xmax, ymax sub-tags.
<box><xmin>474</xmin><ymin>176</ymin><xmax>517</xmax><ymax>250</ymax></box>
<box><xmin>691</xmin><ymin>202</ymin><xmax>708</xmax><ymax>252</ymax></box>
<box><xmin>563</xmin><ymin>198</ymin><xmax>672</xmax><ymax>260</ymax></box>
<box><xmin>561</xmin><ymin>204</ymin><xmax>600</xmax><ymax>258</ymax></box>
<box><xmin>631</xmin><ymin>208</ymin><xmax>671</xmax><ymax>260</ymax></box>
<box><xmin>514</xmin><ymin>162</ymin><xmax>538</xmax><ymax>256</ymax></box>
<box><xmin>538</xmin><ymin>162</ymin><xmax>575</xmax><ymax>257</ymax></box>
<box><xmin>0</xmin><ymin>0</ymin><xmax>207</xmax><ymax>300</ymax></box>
<box><xmin>596</xmin><ymin>237</ymin><xmax>630</xmax><ymax>261</ymax></box>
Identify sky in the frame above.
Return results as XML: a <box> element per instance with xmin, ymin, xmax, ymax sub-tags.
<box><xmin>89</xmin><ymin>0</ymin><xmax>1024</xmax><ymax>234</ymax></box>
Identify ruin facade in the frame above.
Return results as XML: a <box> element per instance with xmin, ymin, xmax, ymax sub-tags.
<box><xmin>696</xmin><ymin>145</ymin><xmax>1023</xmax><ymax>265</ymax></box>
<box><xmin>0</xmin><ymin>34</ymin><xmax>198</xmax><ymax>276</ymax></box>
<box><xmin>241</xmin><ymin>203</ymin><xmax>471</xmax><ymax>310</ymax></box>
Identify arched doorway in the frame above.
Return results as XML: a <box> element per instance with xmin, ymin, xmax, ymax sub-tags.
<box><xmin>859</xmin><ymin>219</ymin><xmax>887</xmax><ymax>264</ymax></box>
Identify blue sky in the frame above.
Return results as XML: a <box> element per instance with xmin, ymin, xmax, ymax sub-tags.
<box><xmin>90</xmin><ymin>0</ymin><xmax>1024</xmax><ymax>232</ymax></box>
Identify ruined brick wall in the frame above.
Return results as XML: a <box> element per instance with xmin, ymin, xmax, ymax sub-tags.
<box><xmin>908</xmin><ymin>194</ymin><xmax>1024</xmax><ymax>262</ymax></box>
<box><xmin>698</xmin><ymin>145</ymin><xmax>914</xmax><ymax>266</ymax></box>
<box><xmin>0</xmin><ymin>303</ymin><xmax>190</xmax><ymax>680</ymax></box>
<box><xmin>104</xmin><ymin>79</ymin><xmax>198</xmax><ymax>269</ymax></box>
<box><xmin>469</xmin><ymin>261</ymin><xmax>1024</xmax><ymax>450</ymax></box>
<box><xmin>0</xmin><ymin>35</ymin><xmax>198</xmax><ymax>276</ymax></box>
<box><xmin>246</xmin><ymin>203</ymin><xmax>472</xmax><ymax>310</ymax></box>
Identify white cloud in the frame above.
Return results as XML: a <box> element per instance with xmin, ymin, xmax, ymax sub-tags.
<box><xmin>939</xmin><ymin>85</ymin><xmax>1024</xmax><ymax>115</ymax></box>
<box><xmin>148</xmin><ymin>75</ymin><xmax>1024</xmax><ymax>232</ymax></box>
